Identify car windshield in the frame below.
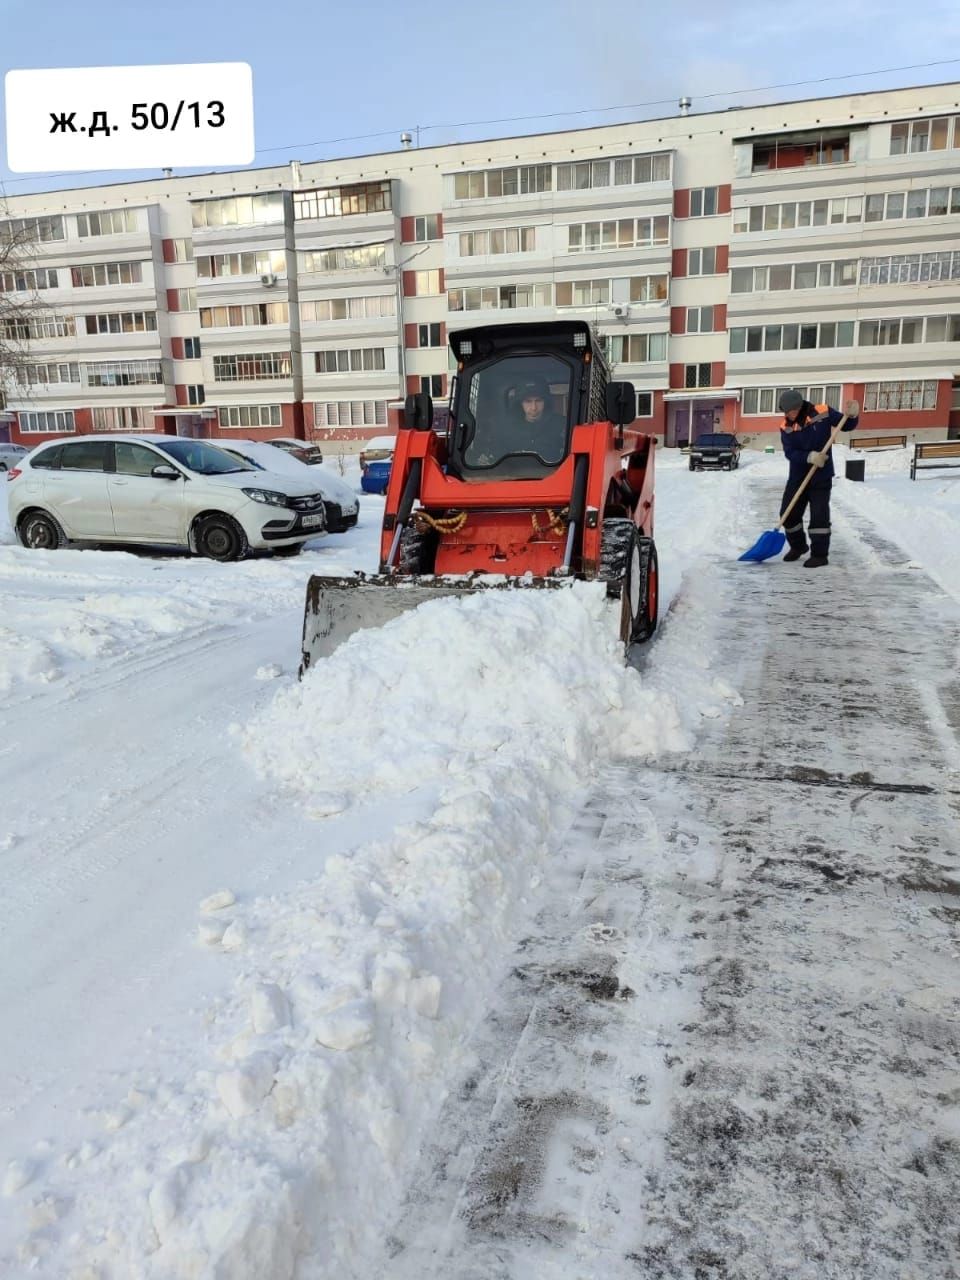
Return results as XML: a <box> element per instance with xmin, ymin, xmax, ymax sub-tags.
<box><xmin>155</xmin><ymin>440</ymin><xmax>255</xmax><ymax>475</ymax></box>
<box><xmin>220</xmin><ymin>448</ymin><xmax>265</xmax><ymax>470</ymax></box>
<box><xmin>696</xmin><ymin>434</ymin><xmax>736</xmax><ymax>447</ymax></box>
<box><xmin>460</xmin><ymin>353</ymin><xmax>573</xmax><ymax>471</ymax></box>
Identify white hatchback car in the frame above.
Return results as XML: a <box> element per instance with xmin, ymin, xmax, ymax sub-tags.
<box><xmin>216</xmin><ymin>438</ymin><xmax>360</xmax><ymax>532</ymax></box>
<box><xmin>6</xmin><ymin>434</ymin><xmax>327</xmax><ymax>559</ymax></box>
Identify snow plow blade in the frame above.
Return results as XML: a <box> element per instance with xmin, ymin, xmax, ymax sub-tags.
<box><xmin>299</xmin><ymin>572</ymin><xmax>573</xmax><ymax>676</ymax></box>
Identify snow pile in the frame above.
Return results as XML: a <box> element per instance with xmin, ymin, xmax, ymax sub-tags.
<box><xmin>8</xmin><ymin>585</ymin><xmax>695</xmax><ymax>1278</ymax></box>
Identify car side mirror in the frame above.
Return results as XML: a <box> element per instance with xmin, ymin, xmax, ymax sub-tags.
<box><xmin>152</xmin><ymin>464</ymin><xmax>181</xmax><ymax>480</ymax></box>
<box><xmin>404</xmin><ymin>391</ymin><xmax>433</xmax><ymax>431</ymax></box>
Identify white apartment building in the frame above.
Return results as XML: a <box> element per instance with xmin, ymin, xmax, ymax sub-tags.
<box><xmin>2</xmin><ymin>79</ymin><xmax>959</xmax><ymax>449</ymax></box>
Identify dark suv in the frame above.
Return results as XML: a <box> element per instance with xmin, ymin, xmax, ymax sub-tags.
<box><xmin>689</xmin><ymin>433</ymin><xmax>741</xmax><ymax>471</ymax></box>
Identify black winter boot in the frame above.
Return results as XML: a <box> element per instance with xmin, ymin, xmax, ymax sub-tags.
<box><xmin>804</xmin><ymin>556</ymin><xmax>829</xmax><ymax>568</ymax></box>
<box><xmin>783</xmin><ymin>546</ymin><xmax>808</xmax><ymax>562</ymax></box>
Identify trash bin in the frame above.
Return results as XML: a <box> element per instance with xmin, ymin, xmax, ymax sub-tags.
<box><xmin>845</xmin><ymin>458</ymin><xmax>865</xmax><ymax>482</ymax></box>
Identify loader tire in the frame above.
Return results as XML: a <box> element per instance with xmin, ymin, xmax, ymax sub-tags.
<box><xmin>600</xmin><ymin>519</ymin><xmax>658</xmax><ymax>646</ymax></box>
<box><xmin>397</xmin><ymin>524</ymin><xmax>438</xmax><ymax>575</ymax></box>
<box><xmin>630</xmin><ymin>538</ymin><xmax>659</xmax><ymax>644</ymax></box>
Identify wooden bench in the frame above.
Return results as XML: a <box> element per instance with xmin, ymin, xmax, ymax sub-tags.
<box><xmin>910</xmin><ymin>440</ymin><xmax>960</xmax><ymax>480</ymax></box>
<box><xmin>849</xmin><ymin>434</ymin><xmax>908</xmax><ymax>450</ymax></box>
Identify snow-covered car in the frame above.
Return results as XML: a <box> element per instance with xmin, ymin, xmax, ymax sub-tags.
<box><xmin>216</xmin><ymin>438</ymin><xmax>360</xmax><ymax>533</ymax></box>
<box><xmin>0</xmin><ymin>442</ymin><xmax>28</xmax><ymax>471</ymax></box>
<box><xmin>6</xmin><ymin>434</ymin><xmax>327</xmax><ymax>560</ymax></box>
<box><xmin>268</xmin><ymin>436</ymin><xmax>324</xmax><ymax>465</ymax></box>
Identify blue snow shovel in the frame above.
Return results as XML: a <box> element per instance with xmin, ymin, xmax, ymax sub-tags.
<box><xmin>739</xmin><ymin>414</ymin><xmax>850</xmax><ymax>563</ymax></box>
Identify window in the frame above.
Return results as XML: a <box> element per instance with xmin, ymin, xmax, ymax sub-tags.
<box><xmin>891</xmin><ymin>116</ymin><xmax>958</xmax><ymax>155</ymax></box>
<box><xmin>567</xmin><ymin>217</ymin><xmax>669</xmax><ymax>252</ymax></box>
<box><xmin>116</xmin><ymin>443</ymin><xmax>162</xmax><ymax>476</ymax></box>
<box><xmin>0</xmin><ymin>215</ymin><xmax>65</xmax><ymax>244</ymax></box>
<box><xmin>611</xmin><ymin>153</ymin><xmax>671</xmax><ymax>185</ymax></box>
<box><xmin>213</xmin><ymin>352</ymin><xmax>292</xmax><ymax>381</ymax></box>
<box><xmin>420</xmin><ymin>375</ymin><xmax>444</xmax><ymax>396</ymax></box>
<box><xmin>85</xmin><ymin>360</ymin><xmax>164</xmax><ymax>387</ymax></box>
<box><xmin>687</xmin><ymin>247</ymin><xmax>717</xmax><ymax>276</ymax></box>
<box><xmin>60</xmin><ymin>441</ymin><xmax>110</xmax><ymax>471</ymax></box>
<box><xmin>175</xmin><ymin>289</ymin><xmax>197</xmax><ymax>312</ymax></box>
<box><xmin>76</xmin><ymin>209</ymin><xmax>139</xmax><ymax>237</ymax></box>
<box><xmin>863</xmin><ymin>380</ymin><xmax>938</xmax><ymax>411</ymax></box>
<box><xmin>197</xmin><ymin>250</ymin><xmax>287</xmax><ymax>278</ymax></box>
<box><xmin>729</xmin><ymin>323</ymin><xmax>853</xmax><ymax>353</ymax></box>
<box><xmin>183</xmin><ymin>337</ymin><xmax>201</xmax><ymax>359</ymax></box>
<box><xmin>18</xmin><ymin>410</ymin><xmax>75</xmax><ymax>434</ymax></box>
<box><xmin>555</xmin><ymin>278</ymin><xmax>609</xmax><ymax>306</ymax></box>
<box><xmin>414</xmin><ymin>215</ymin><xmax>441</xmax><ymax>241</ymax></box>
<box><xmin>0</xmin><ymin>268</ymin><xmax>59</xmax><ymax>292</ymax></box>
<box><xmin>447</xmin><ymin>284</ymin><xmax>553</xmax><ymax>312</ymax></box>
<box><xmin>218</xmin><ymin>405</ymin><xmax>282</xmax><ymax>429</ymax></box>
<box><xmin>608</xmin><ymin>333</ymin><xmax>667</xmax><ymax>363</ymax></box>
<box><xmin>293</xmin><ymin>183</ymin><xmax>391</xmax><ymax>220</ymax></box>
<box><xmin>170</xmin><ymin>238</ymin><xmax>193</xmax><ymax>262</ymax></box>
<box><xmin>454</xmin><ymin>165</ymin><xmax>552</xmax><ymax>200</ymax></box>
<box><xmin>459</xmin><ymin>226</ymin><xmax>536</xmax><ymax>256</ymax></box>
<box><xmin>315</xmin><ymin>348</ymin><xmax>386</xmax><ymax>373</ymax></box>
<box><xmin>300</xmin><ymin>295</ymin><xmax>395</xmax><ymax>322</ymax></box>
<box><xmin>84</xmin><ymin>311</ymin><xmax>157</xmax><ymax>335</ymax></box>
<box><xmin>686</xmin><ymin>306</ymin><xmax>714</xmax><ymax>334</ymax></box>
<box><xmin>689</xmin><ymin>188</ymin><xmax>718</xmax><ymax>217</ymax></box>
<box><xmin>314</xmin><ymin>400</ymin><xmax>388</xmax><ymax>426</ymax></box>
<box><xmin>191</xmin><ymin>193</ymin><xmax>285</xmax><ymax>228</ymax></box>
<box><xmin>684</xmin><ymin>363</ymin><xmax>712</xmax><ymax>388</ymax></box>
<box><xmin>85</xmin><ymin>396</ymin><xmax>146</xmax><ymax>426</ymax></box>
<box><xmin>200</xmin><ymin>302</ymin><xmax>289</xmax><ymax>328</ymax></box>
<box><xmin>742</xmin><ymin>384</ymin><xmax>841</xmax><ymax>414</ymax></box>
<box><xmin>70</xmin><ymin>262</ymin><xmax>143</xmax><ymax>287</ymax></box>
<box><xmin>628</xmin><ymin>274</ymin><xmax>669</xmax><ymax>302</ymax></box>
<box><xmin>1</xmin><ymin>315</ymin><xmax>75</xmax><ymax>340</ymax></box>
<box><xmin>413</xmin><ymin>270</ymin><xmax>441</xmax><ymax>295</ymax></box>
<box><xmin>635</xmin><ymin>391</ymin><xmax>654</xmax><ymax>417</ymax></box>
<box><xmin>18</xmin><ymin>362</ymin><xmax>81</xmax><ymax>386</ymax></box>
<box><xmin>187</xmin><ymin>385</ymin><xmax>205</xmax><ymax>405</ymax></box>
<box><xmin>418</xmin><ymin>323</ymin><xmax>442</xmax><ymax>348</ymax></box>
<box><xmin>299</xmin><ymin>244</ymin><xmax>386</xmax><ymax>273</ymax></box>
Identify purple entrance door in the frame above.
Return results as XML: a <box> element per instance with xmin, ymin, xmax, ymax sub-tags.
<box><xmin>692</xmin><ymin>407</ymin><xmax>714</xmax><ymax>444</ymax></box>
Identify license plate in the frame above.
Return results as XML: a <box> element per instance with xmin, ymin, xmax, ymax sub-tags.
<box><xmin>301</xmin><ymin>514</ymin><xmax>323</xmax><ymax>528</ymax></box>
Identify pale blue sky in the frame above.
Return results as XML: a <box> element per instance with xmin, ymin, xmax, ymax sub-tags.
<box><xmin>2</xmin><ymin>0</ymin><xmax>960</xmax><ymax>195</ymax></box>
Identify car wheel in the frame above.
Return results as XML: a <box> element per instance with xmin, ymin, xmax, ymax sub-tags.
<box><xmin>195</xmin><ymin>514</ymin><xmax>249</xmax><ymax>562</ymax></box>
<box><xmin>272</xmin><ymin>542</ymin><xmax>304</xmax><ymax>557</ymax></box>
<box><xmin>18</xmin><ymin>509</ymin><xmax>65</xmax><ymax>550</ymax></box>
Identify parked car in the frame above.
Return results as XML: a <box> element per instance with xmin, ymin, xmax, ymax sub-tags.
<box><xmin>689</xmin><ymin>433</ymin><xmax>742</xmax><ymax>471</ymax></box>
<box><xmin>268</xmin><ymin>436</ymin><xmax>324</xmax><ymax>465</ymax></box>
<box><xmin>0</xmin><ymin>443</ymin><xmax>28</xmax><ymax>471</ymax></box>
<box><xmin>6</xmin><ymin>434</ymin><xmax>328</xmax><ymax>560</ymax></box>
<box><xmin>359</xmin><ymin>436</ymin><xmax>396</xmax><ymax>495</ymax></box>
<box><xmin>216</xmin><ymin>438</ymin><xmax>360</xmax><ymax>532</ymax></box>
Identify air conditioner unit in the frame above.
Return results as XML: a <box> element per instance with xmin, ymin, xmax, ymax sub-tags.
<box><xmin>610</xmin><ymin>303</ymin><xmax>631</xmax><ymax>319</ymax></box>
<box><xmin>261</xmin><ymin>272</ymin><xmax>277</xmax><ymax>287</ymax></box>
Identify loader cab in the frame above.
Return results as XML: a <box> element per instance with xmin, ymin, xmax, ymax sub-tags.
<box><xmin>445</xmin><ymin>321</ymin><xmax>608</xmax><ymax>482</ymax></box>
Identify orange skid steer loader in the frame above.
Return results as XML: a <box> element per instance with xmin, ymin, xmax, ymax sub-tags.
<box><xmin>300</xmin><ymin>320</ymin><xmax>658</xmax><ymax>674</ymax></box>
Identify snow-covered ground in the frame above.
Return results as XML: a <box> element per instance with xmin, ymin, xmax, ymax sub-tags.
<box><xmin>1</xmin><ymin>443</ymin><xmax>958</xmax><ymax>1277</ymax></box>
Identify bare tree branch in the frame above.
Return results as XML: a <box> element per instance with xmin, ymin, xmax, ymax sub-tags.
<box><xmin>0</xmin><ymin>204</ymin><xmax>53</xmax><ymax>404</ymax></box>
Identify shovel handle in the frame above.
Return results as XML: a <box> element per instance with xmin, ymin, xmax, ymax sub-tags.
<box><xmin>778</xmin><ymin>414</ymin><xmax>849</xmax><ymax>530</ymax></box>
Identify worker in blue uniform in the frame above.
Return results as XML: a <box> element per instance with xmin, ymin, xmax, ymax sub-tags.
<box><xmin>778</xmin><ymin>390</ymin><xmax>860</xmax><ymax>567</ymax></box>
